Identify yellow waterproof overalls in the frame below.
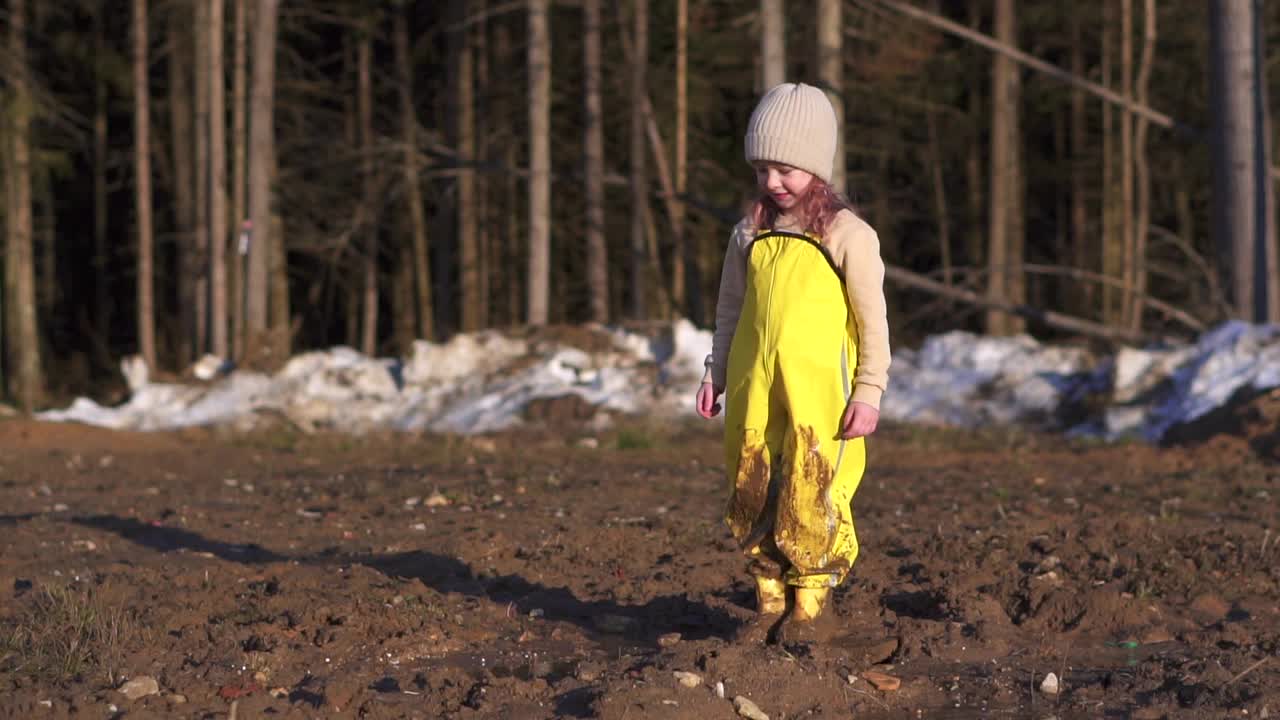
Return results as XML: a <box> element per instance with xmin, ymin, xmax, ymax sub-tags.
<box><xmin>724</xmin><ymin>229</ymin><xmax>866</xmax><ymax>590</ymax></box>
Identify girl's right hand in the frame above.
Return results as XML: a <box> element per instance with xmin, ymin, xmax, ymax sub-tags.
<box><xmin>695</xmin><ymin>382</ymin><xmax>723</xmax><ymax>418</ymax></box>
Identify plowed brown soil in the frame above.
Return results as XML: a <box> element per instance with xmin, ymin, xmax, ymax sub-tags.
<box><xmin>1</xmin><ymin>417</ymin><xmax>1277</xmax><ymax>719</ymax></box>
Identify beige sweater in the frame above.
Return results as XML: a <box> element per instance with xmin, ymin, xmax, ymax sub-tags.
<box><xmin>707</xmin><ymin>209</ymin><xmax>891</xmax><ymax>409</ymax></box>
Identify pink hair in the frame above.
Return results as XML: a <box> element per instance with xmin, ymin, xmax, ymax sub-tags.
<box><xmin>749</xmin><ymin>177</ymin><xmax>852</xmax><ymax>237</ymax></box>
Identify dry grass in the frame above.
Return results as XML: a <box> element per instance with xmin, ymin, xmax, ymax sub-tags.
<box><xmin>0</xmin><ymin>585</ymin><xmax>137</xmax><ymax>685</ymax></box>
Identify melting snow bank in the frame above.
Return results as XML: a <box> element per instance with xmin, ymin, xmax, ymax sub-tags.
<box><xmin>38</xmin><ymin>319</ymin><xmax>1280</xmax><ymax>443</ymax></box>
<box><xmin>38</xmin><ymin>323</ymin><xmax>704</xmax><ymax>435</ymax></box>
<box><xmin>1103</xmin><ymin>321</ymin><xmax>1280</xmax><ymax>441</ymax></box>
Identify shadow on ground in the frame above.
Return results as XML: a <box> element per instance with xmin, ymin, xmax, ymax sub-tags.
<box><xmin>73</xmin><ymin>514</ymin><xmax>737</xmax><ymax>648</ymax></box>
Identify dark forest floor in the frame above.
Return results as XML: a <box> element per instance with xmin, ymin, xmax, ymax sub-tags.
<box><xmin>1</xmin><ymin>416</ymin><xmax>1277</xmax><ymax>719</ymax></box>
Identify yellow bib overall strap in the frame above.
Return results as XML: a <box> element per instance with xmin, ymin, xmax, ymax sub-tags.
<box><xmin>723</xmin><ymin>229</ymin><xmax>866</xmax><ymax>589</ymax></box>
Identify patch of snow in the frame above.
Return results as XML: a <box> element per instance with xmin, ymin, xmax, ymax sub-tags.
<box><xmin>402</xmin><ymin>331</ymin><xmax>528</xmax><ymax>386</ymax></box>
<box><xmin>192</xmin><ymin>354</ymin><xmax>228</xmax><ymax>381</ymax></box>
<box><xmin>884</xmin><ymin>331</ymin><xmax>1095</xmax><ymax>427</ymax></box>
<box><xmin>1112</xmin><ymin>321</ymin><xmax>1280</xmax><ymax>441</ymax></box>
<box><xmin>121</xmin><ymin>355</ymin><xmax>150</xmax><ymax>392</ymax></box>
<box><xmin>35</xmin><ymin>319</ymin><xmax>1280</xmax><ymax>444</ymax></box>
<box><xmin>40</xmin><ymin>371</ymin><xmax>273</xmax><ymax>432</ymax></box>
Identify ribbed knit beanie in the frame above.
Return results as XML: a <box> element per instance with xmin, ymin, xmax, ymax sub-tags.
<box><xmin>744</xmin><ymin>82</ymin><xmax>838</xmax><ymax>184</ymax></box>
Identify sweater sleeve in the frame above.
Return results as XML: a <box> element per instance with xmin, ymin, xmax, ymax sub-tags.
<box><xmin>827</xmin><ymin>211</ymin><xmax>891</xmax><ymax>409</ymax></box>
<box><xmin>708</xmin><ymin>220</ymin><xmax>751</xmax><ymax>390</ymax></box>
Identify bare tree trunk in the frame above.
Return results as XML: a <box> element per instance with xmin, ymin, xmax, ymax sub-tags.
<box><xmin>1174</xmin><ymin>158</ymin><xmax>1201</xmax><ymax>307</ymax></box>
<box><xmin>966</xmin><ymin>129</ymin><xmax>983</xmax><ymax>267</ymax></box>
<box><xmin>760</xmin><ymin>0</ymin><xmax>785</xmax><ymax>90</ymax></box>
<box><xmin>1253</xmin><ymin>1</ymin><xmax>1276</xmax><ymax>321</ymax></box>
<box><xmin>1007</xmin><ymin>41</ymin><xmax>1026</xmax><ymax>335</ymax></box>
<box><xmin>37</xmin><ymin>174</ymin><xmax>54</xmax><ymax>312</ymax></box>
<box><xmin>617</xmin><ymin>14</ymin><xmax>686</xmax><ymax>320</ymax></box>
<box><xmin>1</xmin><ymin>147</ymin><xmax>5</xmax><ymax>397</ymax></box>
<box><xmin>342</xmin><ymin>35</ymin><xmax>355</xmax><ymax>155</ymax></box>
<box><xmin>209</xmin><ymin>0</ymin><xmax>228</xmax><ymax>357</ymax></box>
<box><xmin>874</xmin><ymin>149</ymin><xmax>891</xmax><ymax>242</ymax></box>
<box><xmin>246</xmin><ymin>0</ymin><xmax>277</xmax><ymax>339</ymax></box>
<box><xmin>167</xmin><ymin>6</ymin><xmax>195</xmax><ymax>364</ymax></box>
<box><xmin>392</xmin><ymin>244</ymin><xmax>415</xmax><ymax>354</ymax></box>
<box><xmin>194</xmin><ymin>0</ymin><xmax>210</xmax><ymax>359</ymax></box>
<box><xmin>671</xmin><ymin>0</ymin><xmax>688</xmax><ymax>314</ymax></box>
<box><xmin>345</xmin><ymin>276</ymin><xmax>358</xmax><ymax>348</ymax></box>
<box><xmin>507</xmin><ymin>142</ymin><xmax>522</xmax><ymax>325</ymax></box>
<box><xmin>921</xmin><ymin>2</ymin><xmax>952</xmax><ymax>292</ymax></box>
<box><xmin>1101</xmin><ymin>0</ymin><xmax>1123</xmax><ymax>324</ymax></box>
<box><xmin>230</xmin><ymin>0</ymin><xmax>247</xmax><ymax>356</ymax></box>
<box><xmin>268</xmin><ymin>139</ymin><xmax>288</xmax><ymax>352</ymax></box>
<box><xmin>676</xmin><ymin>0</ymin><xmax>701</xmax><ymax>324</ymax></box>
<box><xmin>1</xmin><ymin>112</ymin><xmax>6</xmax><ymax>394</ymax></box>
<box><xmin>269</xmin><ymin>208</ymin><xmax>288</xmax><ymax>355</ymax></box>
<box><xmin>393</xmin><ymin>8</ymin><xmax>435</xmax><ymax>340</ymax></box>
<box><xmin>628</xmin><ymin>0</ymin><xmax>648</xmax><ymax>319</ymax></box>
<box><xmin>817</xmin><ymin>0</ymin><xmax>844</xmax><ymax>195</ymax></box>
<box><xmin>1129</xmin><ymin>0</ymin><xmax>1155</xmax><ymax>332</ymax></box>
<box><xmin>643</xmin><ymin>193</ymin><xmax>671</xmax><ymax>318</ymax></box>
<box><xmin>496</xmin><ymin>20</ymin><xmax>522</xmax><ymax>326</ymax></box>
<box><xmin>474</xmin><ymin>0</ymin><xmax>490</xmax><ymax>327</ymax></box>
<box><xmin>93</xmin><ymin>0</ymin><xmax>111</xmax><ymax>364</ymax></box>
<box><xmin>1070</xmin><ymin>7</ymin><xmax>1091</xmax><ymax>315</ymax></box>
<box><xmin>526</xmin><ymin>0</ymin><xmax>550</xmax><ymax>325</ymax></box>
<box><xmin>133</xmin><ymin>0</ymin><xmax>157</xmax><ymax>372</ymax></box>
<box><xmin>583</xmin><ymin>0</ymin><xmax>608</xmax><ymax>323</ymax></box>
<box><xmin>1267</xmin><ymin>68</ymin><xmax>1280</xmax><ymax>321</ymax></box>
<box><xmin>1051</xmin><ymin>107</ymin><xmax>1067</xmax><ymax>310</ymax></box>
<box><xmin>924</xmin><ymin>0</ymin><xmax>949</xmax><ymax>288</ymax></box>
<box><xmin>926</xmin><ymin>112</ymin><xmax>952</xmax><ymax>289</ymax></box>
<box><xmin>1120</xmin><ymin>0</ymin><xmax>1134</xmax><ymax>327</ymax></box>
<box><xmin>358</xmin><ymin>21</ymin><xmax>376</xmax><ymax>356</ymax></box>
<box><xmin>965</xmin><ymin>0</ymin><xmax>984</xmax><ymax>271</ymax></box>
<box><xmin>1209</xmin><ymin>0</ymin><xmax>1270</xmax><ymax>321</ymax></box>
<box><xmin>452</xmin><ymin>0</ymin><xmax>480</xmax><ymax>331</ymax></box>
<box><xmin>985</xmin><ymin>0</ymin><xmax>1013</xmax><ymax>335</ymax></box>
<box><xmin>5</xmin><ymin>0</ymin><xmax>46</xmax><ymax>409</ymax></box>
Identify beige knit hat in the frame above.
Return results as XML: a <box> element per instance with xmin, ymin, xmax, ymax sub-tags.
<box><xmin>744</xmin><ymin>82</ymin><xmax>838</xmax><ymax>184</ymax></box>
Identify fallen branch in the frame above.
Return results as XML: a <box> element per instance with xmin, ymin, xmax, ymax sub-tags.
<box><xmin>1222</xmin><ymin>656</ymin><xmax>1269</xmax><ymax>689</ymax></box>
<box><xmin>864</xmin><ymin>0</ymin><xmax>1187</xmax><ymax>134</ymax></box>
<box><xmin>1020</xmin><ymin>263</ymin><xmax>1206</xmax><ymax>332</ymax></box>
<box><xmin>912</xmin><ymin>262</ymin><xmax>1207</xmax><ymax>334</ymax></box>
<box><xmin>847</xmin><ymin>686</ymin><xmax>890</xmax><ymax>711</ymax></box>
<box><xmin>884</xmin><ymin>264</ymin><xmax>1152</xmax><ymax>344</ymax></box>
<box><xmin>1148</xmin><ymin>224</ymin><xmax>1234</xmax><ymax>319</ymax></box>
<box><xmin>866</xmin><ymin>0</ymin><xmax>1280</xmax><ymax>181</ymax></box>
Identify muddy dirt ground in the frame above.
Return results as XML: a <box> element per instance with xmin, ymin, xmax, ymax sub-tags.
<box><xmin>1</xmin><ymin>415</ymin><xmax>1277</xmax><ymax>719</ymax></box>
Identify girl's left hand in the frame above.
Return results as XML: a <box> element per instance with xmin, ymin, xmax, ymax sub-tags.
<box><xmin>839</xmin><ymin>401</ymin><xmax>879</xmax><ymax>439</ymax></box>
<box><xmin>695</xmin><ymin>381</ymin><xmax>723</xmax><ymax>418</ymax></box>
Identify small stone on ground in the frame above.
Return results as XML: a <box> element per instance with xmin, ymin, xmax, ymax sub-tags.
<box><xmin>733</xmin><ymin>695</ymin><xmax>769</xmax><ymax>720</ymax></box>
<box><xmin>863</xmin><ymin>670</ymin><xmax>902</xmax><ymax>692</ymax></box>
<box><xmin>118</xmin><ymin>676</ymin><xmax>160</xmax><ymax>700</ymax></box>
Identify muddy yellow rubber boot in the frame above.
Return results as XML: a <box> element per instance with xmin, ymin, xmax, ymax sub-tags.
<box><xmin>733</xmin><ymin>576</ymin><xmax>787</xmax><ymax>644</ymax></box>
<box><xmin>776</xmin><ymin>587</ymin><xmax>839</xmax><ymax>645</ymax></box>
<box><xmin>756</xmin><ymin>577</ymin><xmax>788</xmax><ymax>615</ymax></box>
<box><xmin>792</xmin><ymin>587</ymin><xmax>828</xmax><ymax>620</ymax></box>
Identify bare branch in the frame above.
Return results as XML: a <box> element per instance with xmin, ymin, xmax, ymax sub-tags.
<box><xmin>885</xmin><ymin>264</ymin><xmax>1153</xmax><ymax>344</ymax></box>
<box><xmin>865</xmin><ymin>0</ymin><xmax>1188</xmax><ymax>134</ymax></box>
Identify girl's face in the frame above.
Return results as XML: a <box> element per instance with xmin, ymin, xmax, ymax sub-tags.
<box><xmin>754</xmin><ymin>163</ymin><xmax>814</xmax><ymax>210</ymax></box>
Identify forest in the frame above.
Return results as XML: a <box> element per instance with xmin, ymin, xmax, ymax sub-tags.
<box><xmin>2</xmin><ymin>0</ymin><xmax>1279</xmax><ymax>412</ymax></box>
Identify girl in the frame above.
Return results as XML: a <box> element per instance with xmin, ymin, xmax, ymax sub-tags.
<box><xmin>696</xmin><ymin>82</ymin><xmax>890</xmax><ymax>645</ymax></box>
